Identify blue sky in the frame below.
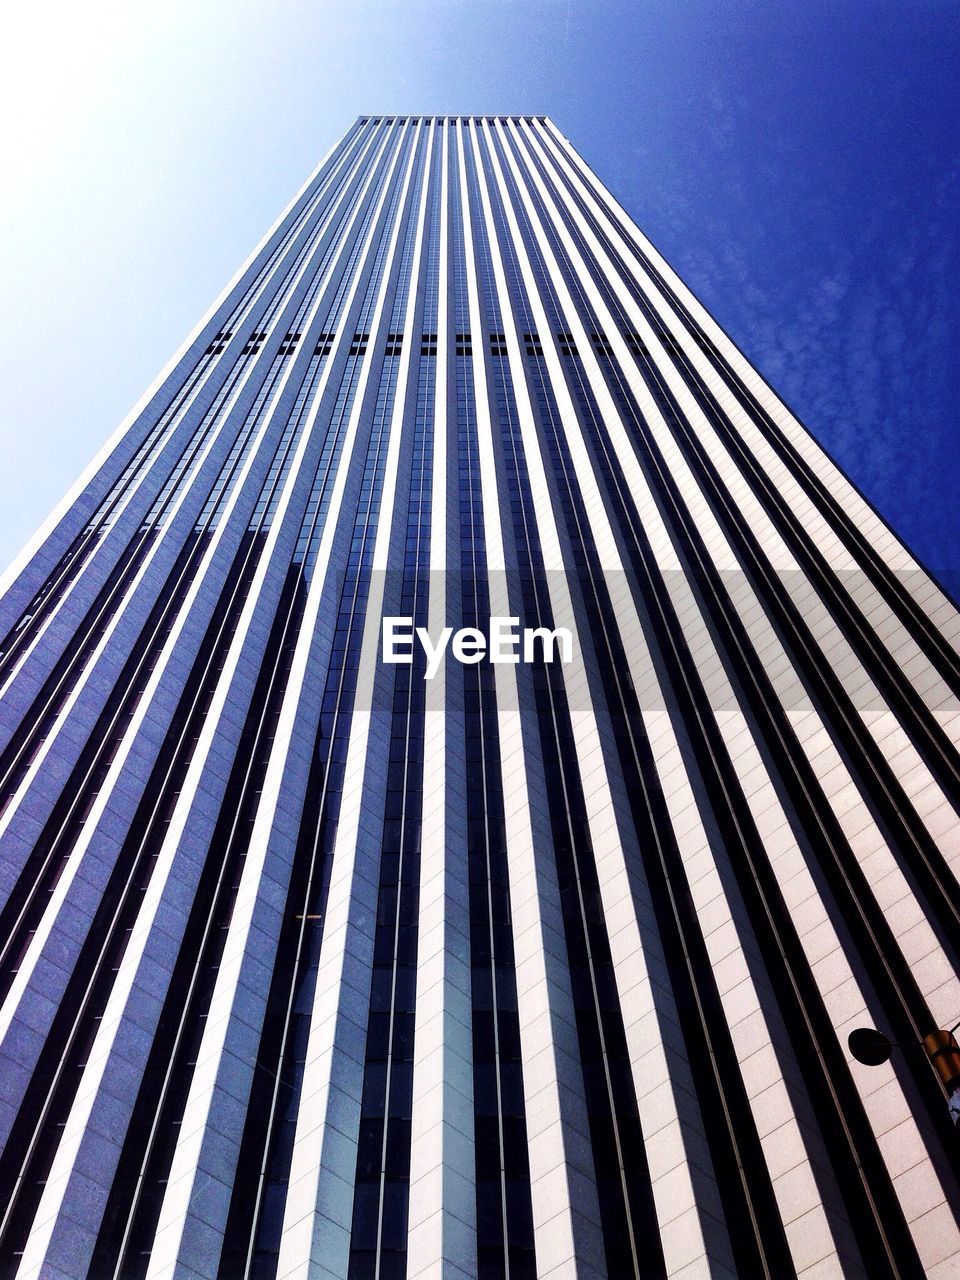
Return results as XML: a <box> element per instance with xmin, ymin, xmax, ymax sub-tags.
<box><xmin>1</xmin><ymin>0</ymin><xmax>957</xmax><ymax>592</ymax></box>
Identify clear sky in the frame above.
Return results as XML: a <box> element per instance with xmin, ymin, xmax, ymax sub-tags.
<box><xmin>1</xmin><ymin>0</ymin><xmax>957</xmax><ymax>592</ymax></box>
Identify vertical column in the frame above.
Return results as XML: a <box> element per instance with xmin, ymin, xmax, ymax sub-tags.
<box><xmin>407</xmin><ymin>122</ymin><xmax>478</xmax><ymax>1280</ymax></box>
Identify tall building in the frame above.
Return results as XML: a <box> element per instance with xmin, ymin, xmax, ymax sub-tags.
<box><xmin>0</xmin><ymin>114</ymin><xmax>959</xmax><ymax>1280</ymax></box>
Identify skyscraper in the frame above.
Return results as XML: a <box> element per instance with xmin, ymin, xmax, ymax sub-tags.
<box><xmin>1</xmin><ymin>112</ymin><xmax>959</xmax><ymax>1280</ymax></box>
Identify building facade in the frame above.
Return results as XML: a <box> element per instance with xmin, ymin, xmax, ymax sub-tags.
<box><xmin>1</xmin><ymin>115</ymin><xmax>959</xmax><ymax>1280</ymax></box>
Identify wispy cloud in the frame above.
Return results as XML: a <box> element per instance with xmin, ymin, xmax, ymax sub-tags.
<box><xmin>617</xmin><ymin>76</ymin><xmax>960</xmax><ymax>591</ymax></box>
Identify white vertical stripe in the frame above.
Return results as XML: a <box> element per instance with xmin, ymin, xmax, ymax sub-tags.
<box><xmin>407</xmin><ymin>122</ymin><xmax>477</xmax><ymax>1280</ymax></box>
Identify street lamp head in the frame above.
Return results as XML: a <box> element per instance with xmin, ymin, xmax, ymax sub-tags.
<box><xmin>848</xmin><ymin>1027</ymin><xmax>893</xmax><ymax>1066</ymax></box>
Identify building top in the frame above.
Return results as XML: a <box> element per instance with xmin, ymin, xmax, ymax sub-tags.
<box><xmin>356</xmin><ymin>114</ymin><xmax>549</xmax><ymax>125</ymax></box>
